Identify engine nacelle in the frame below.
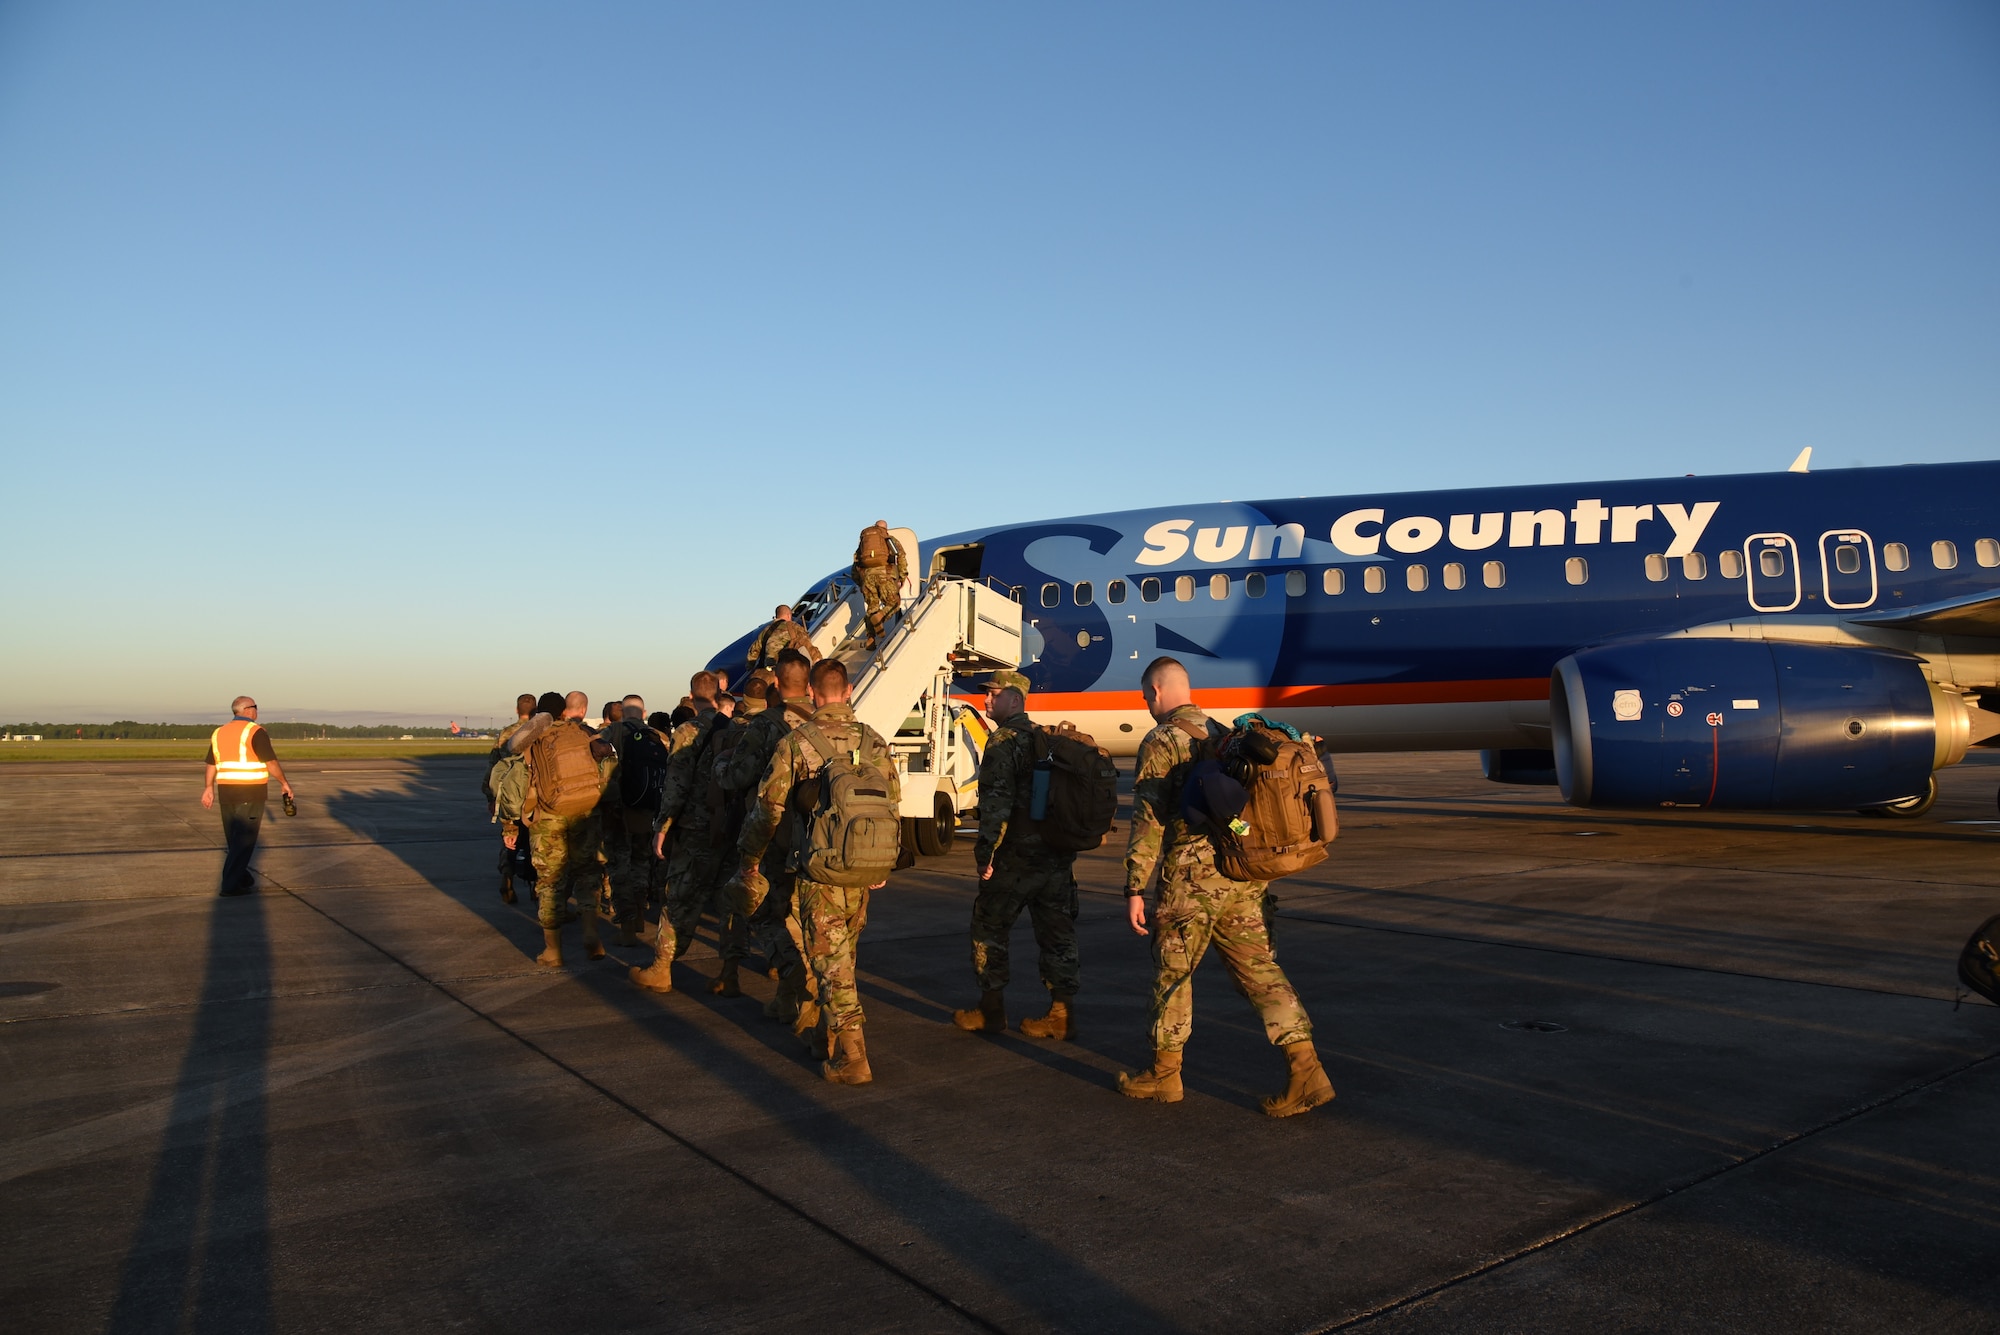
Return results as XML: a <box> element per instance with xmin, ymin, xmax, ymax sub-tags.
<box><xmin>1550</xmin><ymin>640</ymin><xmax>1966</xmax><ymax>811</ymax></box>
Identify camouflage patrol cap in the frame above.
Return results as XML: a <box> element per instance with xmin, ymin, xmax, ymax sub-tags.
<box><xmin>985</xmin><ymin>670</ymin><xmax>1031</xmax><ymax>696</ymax></box>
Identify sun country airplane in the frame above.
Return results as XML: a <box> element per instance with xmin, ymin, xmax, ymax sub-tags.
<box><xmin>713</xmin><ymin>454</ymin><xmax>2000</xmax><ymax>817</ymax></box>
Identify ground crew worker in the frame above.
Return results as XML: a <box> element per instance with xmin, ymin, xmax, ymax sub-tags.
<box><xmin>629</xmin><ymin>672</ymin><xmax>729</xmax><ymax>995</ymax></box>
<box><xmin>952</xmin><ymin>670</ymin><xmax>1081</xmax><ymax>1039</ymax></box>
<box><xmin>1118</xmin><ymin>657</ymin><xmax>1335</xmax><ymax>1118</ymax></box>
<box><xmin>510</xmin><ymin>691</ymin><xmax>609</xmax><ymax>967</ymax></box>
<box><xmin>484</xmin><ymin>693</ymin><xmax>538</xmax><ymax>903</ymax></box>
<box><xmin>851</xmin><ymin>520</ymin><xmax>910</xmax><ymax>649</ymax></box>
<box><xmin>200</xmin><ymin>695</ymin><xmax>295</xmax><ymax>896</ymax></box>
<box><xmin>717</xmin><ymin>651</ymin><xmax>818</xmax><ymax>1028</ymax></box>
<box><xmin>600</xmin><ymin>694</ymin><xmax>664</xmax><ymax>945</ymax></box>
<box><xmin>747</xmin><ymin>605</ymin><xmax>819</xmax><ymax>669</ymax></box>
<box><xmin>737</xmin><ymin>658</ymin><xmax>899</xmax><ymax>1084</ymax></box>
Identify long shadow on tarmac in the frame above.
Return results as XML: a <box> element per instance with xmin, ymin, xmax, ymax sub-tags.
<box><xmin>323</xmin><ymin>757</ymin><xmax>1178</xmax><ymax>1332</ymax></box>
<box><xmin>106</xmin><ymin>892</ymin><xmax>273</xmax><ymax>1335</ymax></box>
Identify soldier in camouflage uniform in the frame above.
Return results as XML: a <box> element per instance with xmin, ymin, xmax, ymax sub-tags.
<box><xmin>851</xmin><ymin>520</ymin><xmax>910</xmax><ymax>650</ymax></box>
<box><xmin>747</xmin><ymin>605</ymin><xmax>820</xmax><ymax>669</ymax></box>
<box><xmin>484</xmin><ymin>693</ymin><xmax>538</xmax><ymax>904</ymax></box>
<box><xmin>718</xmin><ymin>652</ymin><xmax>819</xmax><ymax>1026</ymax></box>
<box><xmin>599</xmin><ymin>694</ymin><xmax>668</xmax><ymax>945</ymax></box>
<box><xmin>1119</xmin><ymin>657</ymin><xmax>1335</xmax><ymax>1117</ymax></box>
<box><xmin>738</xmin><ymin>658</ymin><xmax>899</xmax><ymax>1084</ymax></box>
<box><xmin>952</xmin><ymin>670</ymin><xmax>1081</xmax><ymax>1039</ymax></box>
<box><xmin>629</xmin><ymin>673</ymin><xmax>728</xmax><ymax>996</ymax></box>
<box><xmin>513</xmin><ymin>691</ymin><xmax>609</xmax><ymax>967</ymax></box>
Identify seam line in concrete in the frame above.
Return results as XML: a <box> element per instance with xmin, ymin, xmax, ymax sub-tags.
<box><xmin>1278</xmin><ymin>908</ymin><xmax>1961</xmax><ymax>1005</ymax></box>
<box><xmin>273</xmin><ymin>881</ymin><xmax>1006</xmax><ymax>1335</ymax></box>
<box><xmin>0</xmin><ymin>836</ymin><xmax>490</xmax><ymax>862</ymax></box>
<box><xmin>1306</xmin><ymin>1042</ymin><xmax>2000</xmax><ymax>1333</ymax></box>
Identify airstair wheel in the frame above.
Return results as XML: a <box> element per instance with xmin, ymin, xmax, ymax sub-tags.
<box><xmin>914</xmin><ymin>793</ymin><xmax>956</xmax><ymax>856</ymax></box>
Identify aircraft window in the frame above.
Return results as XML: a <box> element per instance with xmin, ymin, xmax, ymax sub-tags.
<box><xmin>1245</xmin><ymin>572</ymin><xmax>1267</xmax><ymax>599</ymax></box>
<box><xmin>1286</xmin><ymin>570</ymin><xmax>1306</xmax><ymax>597</ymax></box>
<box><xmin>1833</xmin><ymin>545</ymin><xmax>1862</xmax><ymax>576</ymax></box>
<box><xmin>1979</xmin><ymin>539</ymin><xmax>2000</xmax><ymax>569</ymax></box>
<box><xmin>1041</xmin><ymin>582</ymin><xmax>1060</xmax><ymax>608</ymax></box>
<box><xmin>1140</xmin><ymin>577</ymin><xmax>1161</xmax><ymax>603</ymax></box>
<box><xmin>1363</xmin><ymin>566</ymin><xmax>1387</xmax><ymax>594</ymax></box>
<box><xmin>1566</xmin><ymin>557</ymin><xmax>1589</xmax><ymax>586</ymax></box>
<box><xmin>1074</xmin><ymin>581</ymin><xmax>1094</xmax><ymax>606</ymax></box>
<box><xmin>1323</xmin><ymin>568</ymin><xmax>1345</xmax><ymax>595</ymax></box>
<box><xmin>1107</xmin><ymin>579</ymin><xmax>1128</xmax><ymax>604</ymax></box>
<box><xmin>1209</xmin><ymin>573</ymin><xmax>1230</xmax><ymax>600</ymax></box>
<box><xmin>1442</xmin><ymin>562</ymin><xmax>1466</xmax><ymax>590</ymax></box>
<box><xmin>1175</xmin><ymin>575</ymin><xmax>1196</xmax><ymax>602</ymax></box>
<box><xmin>1758</xmin><ymin>548</ymin><xmax>1785</xmax><ymax>579</ymax></box>
<box><xmin>1406</xmin><ymin>564</ymin><xmax>1429</xmax><ymax>592</ymax></box>
<box><xmin>1933</xmin><ymin>540</ymin><xmax>1958</xmax><ymax>570</ymax></box>
<box><xmin>1882</xmin><ymin>542</ymin><xmax>1909</xmax><ymax>572</ymax></box>
<box><xmin>1644</xmin><ymin>554</ymin><xmax>1668</xmax><ymax>582</ymax></box>
<box><xmin>1482</xmin><ymin>560</ymin><xmax>1506</xmax><ymax>589</ymax></box>
<box><xmin>1683</xmin><ymin>553</ymin><xmax>1708</xmax><ymax>581</ymax></box>
<box><xmin>1719</xmin><ymin>549</ymin><xmax>1745</xmax><ymax>579</ymax></box>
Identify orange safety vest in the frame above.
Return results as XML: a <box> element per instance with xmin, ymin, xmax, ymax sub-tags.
<box><xmin>211</xmin><ymin>719</ymin><xmax>270</xmax><ymax>785</ymax></box>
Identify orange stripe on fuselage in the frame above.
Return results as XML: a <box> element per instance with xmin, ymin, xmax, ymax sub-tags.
<box><xmin>953</xmin><ymin>678</ymin><xmax>1550</xmax><ymax>712</ymax></box>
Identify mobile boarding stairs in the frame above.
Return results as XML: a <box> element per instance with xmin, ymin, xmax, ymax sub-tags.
<box><xmin>800</xmin><ymin>560</ymin><xmax>1024</xmax><ymax>856</ymax></box>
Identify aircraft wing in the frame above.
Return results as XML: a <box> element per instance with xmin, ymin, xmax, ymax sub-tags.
<box><xmin>1847</xmin><ymin>587</ymin><xmax>2000</xmax><ymax>637</ymax></box>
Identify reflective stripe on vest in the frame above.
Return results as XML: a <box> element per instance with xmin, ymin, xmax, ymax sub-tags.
<box><xmin>212</xmin><ymin>720</ymin><xmax>269</xmax><ymax>784</ymax></box>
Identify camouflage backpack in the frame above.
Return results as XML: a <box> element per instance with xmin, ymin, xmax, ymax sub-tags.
<box><xmin>529</xmin><ymin>721</ymin><xmax>607</xmax><ymax>819</ymax></box>
<box><xmin>1024</xmin><ymin>722</ymin><xmax>1120</xmax><ymax>853</ymax></box>
<box><xmin>792</xmin><ymin>722</ymin><xmax>901</xmax><ymax>887</ymax></box>
<box><xmin>486</xmin><ymin>751</ymin><xmax>531</xmax><ymax>823</ymax></box>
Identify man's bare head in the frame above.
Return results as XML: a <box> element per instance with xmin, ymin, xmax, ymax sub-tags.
<box><xmin>873</xmin><ymin>520</ymin><xmax>888</xmax><ymax>530</ymax></box>
<box><xmin>1140</xmin><ymin>657</ymin><xmax>1191</xmax><ymax>720</ymax></box>
<box><xmin>231</xmin><ymin>695</ymin><xmax>256</xmax><ymax>715</ymax></box>
<box><xmin>563</xmin><ymin>691</ymin><xmax>589</xmax><ymax>720</ymax></box>
<box><xmin>601</xmin><ymin>701</ymin><xmax>620</xmax><ymax>724</ymax></box>
<box><xmin>689</xmin><ymin>671</ymin><xmax>717</xmax><ymax>704</ymax></box>
<box><xmin>774</xmin><ymin>604</ymin><xmax>792</xmax><ymax>621</ymax></box>
<box><xmin>774</xmin><ymin>650</ymin><xmax>811</xmax><ymax>695</ymax></box>
<box><xmin>515</xmin><ymin>693</ymin><xmax>536</xmax><ymax>718</ymax></box>
<box><xmin>622</xmin><ymin>694</ymin><xmax>645</xmax><ymax>720</ymax></box>
<box><xmin>810</xmin><ymin>658</ymin><xmax>851</xmax><ymax>706</ymax></box>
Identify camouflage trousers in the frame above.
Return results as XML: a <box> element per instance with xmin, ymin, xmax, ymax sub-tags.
<box><xmin>797</xmin><ymin>878</ymin><xmax>870</xmax><ymax>1034</ymax></box>
<box><xmin>748</xmin><ymin>862</ymin><xmax>814</xmax><ymax>1002</ymax></box>
<box><xmin>970</xmin><ymin>855</ymin><xmax>1080</xmax><ymax>998</ymax></box>
<box><xmin>657</xmin><ymin>826</ymin><xmax>755</xmax><ymax>964</ymax></box>
<box><xmin>859</xmin><ymin>569</ymin><xmax>900</xmax><ymax>640</ymax></box>
<box><xmin>600</xmin><ymin>805</ymin><xmax>654</xmax><ymax>928</ymax></box>
<box><xmin>528</xmin><ymin>811</ymin><xmax>602</xmax><ymax>930</ymax></box>
<box><xmin>1146</xmin><ymin>874</ymin><xmax>1309</xmax><ymax>1052</ymax></box>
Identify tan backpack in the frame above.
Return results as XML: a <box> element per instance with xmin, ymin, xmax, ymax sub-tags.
<box><xmin>856</xmin><ymin>526</ymin><xmax>890</xmax><ymax>568</ymax></box>
<box><xmin>1212</xmin><ymin>717</ymin><xmax>1337</xmax><ymax>882</ymax></box>
<box><xmin>530</xmin><ymin>721</ymin><xmax>607</xmax><ymax>819</ymax></box>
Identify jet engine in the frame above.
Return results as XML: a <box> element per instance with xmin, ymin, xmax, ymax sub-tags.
<box><xmin>1550</xmin><ymin>640</ymin><xmax>1969</xmax><ymax>811</ymax></box>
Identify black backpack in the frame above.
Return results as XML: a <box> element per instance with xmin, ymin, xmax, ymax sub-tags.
<box><xmin>1025</xmin><ymin>722</ymin><xmax>1120</xmax><ymax>853</ymax></box>
<box><xmin>1958</xmin><ymin>914</ymin><xmax>2000</xmax><ymax>1006</ymax></box>
<box><xmin>617</xmin><ymin>726</ymin><xmax>671</xmax><ymax>810</ymax></box>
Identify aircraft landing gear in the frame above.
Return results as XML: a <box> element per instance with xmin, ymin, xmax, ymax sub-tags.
<box><xmin>1859</xmin><ymin>774</ymin><xmax>1938</xmax><ymax>819</ymax></box>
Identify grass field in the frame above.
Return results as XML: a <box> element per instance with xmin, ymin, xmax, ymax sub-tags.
<box><xmin>0</xmin><ymin>739</ymin><xmax>497</xmax><ymax>764</ymax></box>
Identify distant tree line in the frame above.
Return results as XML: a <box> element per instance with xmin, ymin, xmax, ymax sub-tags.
<box><xmin>1</xmin><ymin>721</ymin><xmax>468</xmax><ymax>740</ymax></box>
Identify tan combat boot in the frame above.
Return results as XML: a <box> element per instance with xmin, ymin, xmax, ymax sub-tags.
<box><xmin>951</xmin><ymin>989</ymin><xmax>1006</xmax><ymax>1033</ymax></box>
<box><xmin>763</xmin><ymin>973</ymin><xmax>803</xmax><ymax>1024</ymax></box>
<box><xmin>1018</xmin><ymin>998</ymin><xmax>1074</xmax><ymax>1041</ymax></box>
<box><xmin>1117</xmin><ymin>1049</ymin><xmax>1184</xmax><ymax>1103</ymax></box>
<box><xmin>1261</xmin><ymin>1041</ymin><xmax>1336</xmax><ymax>1118</ymax></box>
<box><xmin>822</xmin><ymin>1027</ymin><xmax>873</xmax><ymax>1085</ymax></box>
<box><xmin>535</xmin><ymin>928</ymin><xmax>563</xmax><ymax>968</ymax></box>
<box><xmin>629</xmin><ymin>948</ymin><xmax>674</xmax><ymax>994</ymax></box>
<box><xmin>580</xmin><ymin>909</ymin><xmax>605</xmax><ymax>961</ymax></box>
<box><xmin>709</xmin><ymin>960</ymin><xmax>741</xmax><ymax>998</ymax></box>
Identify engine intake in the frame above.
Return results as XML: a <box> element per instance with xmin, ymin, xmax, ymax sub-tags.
<box><xmin>1550</xmin><ymin>640</ymin><xmax>1964</xmax><ymax>811</ymax></box>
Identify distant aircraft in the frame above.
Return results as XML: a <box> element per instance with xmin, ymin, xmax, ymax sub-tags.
<box><xmin>449</xmin><ymin>721</ymin><xmax>461</xmax><ymax>736</ymax></box>
<box><xmin>714</xmin><ymin>459</ymin><xmax>2000</xmax><ymax>816</ymax></box>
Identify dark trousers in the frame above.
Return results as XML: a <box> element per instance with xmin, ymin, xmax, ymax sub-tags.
<box><xmin>218</xmin><ymin>788</ymin><xmax>267</xmax><ymax>892</ymax></box>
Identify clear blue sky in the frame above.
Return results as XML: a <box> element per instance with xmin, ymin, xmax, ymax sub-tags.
<box><xmin>3</xmin><ymin>1</ymin><xmax>1995</xmax><ymax>723</ymax></box>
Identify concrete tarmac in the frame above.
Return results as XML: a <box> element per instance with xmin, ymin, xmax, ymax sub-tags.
<box><xmin>2</xmin><ymin>750</ymin><xmax>1997</xmax><ymax>1333</ymax></box>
